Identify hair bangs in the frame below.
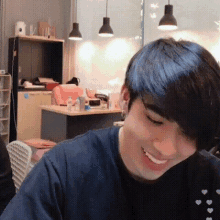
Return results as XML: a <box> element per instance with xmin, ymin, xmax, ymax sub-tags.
<box><xmin>124</xmin><ymin>38</ymin><xmax>220</xmax><ymax>150</ymax></box>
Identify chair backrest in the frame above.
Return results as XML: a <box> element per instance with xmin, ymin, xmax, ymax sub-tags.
<box><xmin>51</xmin><ymin>84</ymin><xmax>84</xmax><ymax>105</ymax></box>
<box><xmin>6</xmin><ymin>141</ymin><xmax>32</xmax><ymax>192</ymax></box>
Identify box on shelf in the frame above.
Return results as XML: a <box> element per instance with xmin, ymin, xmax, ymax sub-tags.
<box><xmin>44</xmin><ymin>82</ymin><xmax>59</xmax><ymax>91</ymax></box>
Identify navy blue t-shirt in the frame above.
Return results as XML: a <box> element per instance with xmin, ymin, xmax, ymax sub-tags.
<box><xmin>1</xmin><ymin>126</ymin><xmax>220</xmax><ymax>219</ymax></box>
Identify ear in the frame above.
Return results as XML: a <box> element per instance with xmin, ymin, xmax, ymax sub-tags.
<box><xmin>119</xmin><ymin>84</ymin><xmax>130</xmax><ymax>114</ymax></box>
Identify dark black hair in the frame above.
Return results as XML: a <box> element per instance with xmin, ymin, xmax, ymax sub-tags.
<box><xmin>66</xmin><ymin>77</ymin><xmax>80</xmax><ymax>86</ymax></box>
<box><xmin>124</xmin><ymin>38</ymin><xmax>220</xmax><ymax>151</ymax></box>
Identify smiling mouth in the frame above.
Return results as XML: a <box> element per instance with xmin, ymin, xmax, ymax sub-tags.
<box><xmin>141</xmin><ymin>147</ymin><xmax>168</xmax><ymax>165</ymax></box>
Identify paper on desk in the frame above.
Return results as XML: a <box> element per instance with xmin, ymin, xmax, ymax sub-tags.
<box><xmin>38</xmin><ymin>77</ymin><xmax>57</xmax><ymax>83</ymax></box>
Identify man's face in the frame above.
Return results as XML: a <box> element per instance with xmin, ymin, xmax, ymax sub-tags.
<box><xmin>119</xmin><ymin>87</ymin><xmax>197</xmax><ymax>181</ymax></box>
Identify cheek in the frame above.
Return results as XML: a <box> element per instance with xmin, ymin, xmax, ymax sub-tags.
<box><xmin>126</xmin><ymin>114</ymin><xmax>152</xmax><ymax>141</ymax></box>
<box><xmin>178</xmin><ymin>139</ymin><xmax>197</xmax><ymax>157</ymax></box>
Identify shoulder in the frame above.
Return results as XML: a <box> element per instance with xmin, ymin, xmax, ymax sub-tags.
<box><xmin>43</xmin><ymin>126</ymin><xmax>120</xmax><ymax>174</ymax></box>
<box><xmin>187</xmin><ymin>151</ymin><xmax>220</xmax><ymax>218</ymax></box>
<box><xmin>54</xmin><ymin>126</ymin><xmax>120</xmax><ymax>155</ymax></box>
<box><xmin>188</xmin><ymin>150</ymin><xmax>220</xmax><ymax>187</ymax></box>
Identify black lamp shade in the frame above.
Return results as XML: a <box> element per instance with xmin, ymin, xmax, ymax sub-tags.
<box><xmin>158</xmin><ymin>5</ymin><xmax>177</xmax><ymax>30</ymax></box>
<box><xmin>69</xmin><ymin>23</ymin><xmax>82</xmax><ymax>40</ymax></box>
<box><xmin>99</xmin><ymin>17</ymin><xmax>114</xmax><ymax>37</ymax></box>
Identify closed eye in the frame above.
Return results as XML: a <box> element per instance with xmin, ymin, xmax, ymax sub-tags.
<box><xmin>147</xmin><ymin>116</ymin><xmax>163</xmax><ymax>125</ymax></box>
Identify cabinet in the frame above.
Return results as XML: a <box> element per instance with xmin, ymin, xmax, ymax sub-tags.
<box><xmin>8</xmin><ymin>36</ymin><xmax>64</xmax><ymax>141</ymax></box>
<box><xmin>0</xmin><ymin>75</ymin><xmax>11</xmax><ymax>145</ymax></box>
<box><xmin>17</xmin><ymin>91</ymin><xmax>52</xmax><ymax>141</ymax></box>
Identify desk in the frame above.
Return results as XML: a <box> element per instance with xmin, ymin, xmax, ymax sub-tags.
<box><xmin>41</xmin><ymin>105</ymin><xmax>122</xmax><ymax>143</ymax></box>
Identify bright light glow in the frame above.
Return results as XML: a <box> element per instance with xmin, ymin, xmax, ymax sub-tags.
<box><xmin>134</xmin><ymin>36</ymin><xmax>142</xmax><ymax>40</ymax></box>
<box><xmin>97</xmin><ymin>89</ymin><xmax>111</xmax><ymax>96</ymax></box>
<box><xmin>158</xmin><ymin>25</ymin><xmax>178</xmax><ymax>31</ymax></box>
<box><xmin>78</xmin><ymin>42</ymin><xmax>96</xmax><ymax>60</ymax></box>
<box><xmin>215</xmin><ymin>21</ymin><xmax>220</xmax><ymax>31</ymax></box>
<box><xmin>69</xmin><ymin>37</ymin><xmax>83</xmax><ymax>41</ymax></box>
<box><xmin>168</xmin><ymin>31</ymin><xmax>200</xmax><ymax>42</ymax></box>
<box><xmin>150</xmin><ymin>13</ymin><xmax>157</xmax><ymax>19</ymax></box>
<box><xmin>108</xmin><ymin>77</ymin><xmax>123</xmax><ymax>87</ymax></box>
<box><xmin>99</xmin><ymin>33</ymin><xmax>114</xmax><ymax>37</ymax></box>
<box><xmin>151</xmin><ymin>3</ymin><xmax>159</xmax><ymax>9</ymax></box>
<box><xmin>209</xmin><ymin>37</ymin><xmax>220</xmax><ymax>61</ymax></box>
<box><xmin>105</xmin><ymin>39</ymin><xmax>130</xmax><ymax>61</ymax></box>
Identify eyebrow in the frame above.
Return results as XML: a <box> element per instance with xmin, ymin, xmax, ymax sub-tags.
<box><xmin>143</xmin><ymin>103</ymin><xmax>169</xmax><ymax>119</ymax></box>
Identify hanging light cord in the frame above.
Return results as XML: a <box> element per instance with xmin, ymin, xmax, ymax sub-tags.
<box><xmin>168</xmin><ymin>0</ymin><xmax>170</xmax><ymax>5</ymax></box>
<box><xmin>75</xmin><ymin>0</ymin><xmax>77</xmax><ymax>23</ymax></box>
<box><xmin>106</xmin><ymin>0</ymin><xmax>108</xmax><ymax>17</ymax></box>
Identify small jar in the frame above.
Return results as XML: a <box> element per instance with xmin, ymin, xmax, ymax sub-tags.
<box><xmin>67</xmin><ymin>96</ymin><xmax>72</xmax><ymax>112</ymax></box>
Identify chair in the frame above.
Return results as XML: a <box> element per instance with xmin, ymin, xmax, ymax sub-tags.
<box><xmin>113</xmin><ymin>121</ymin><xmax>124</xmax><ymax>127</ymax></box>
<box><xmin>6</xmin><ymin>141</ymin><xmax>32</xmax><ymax>192</ymax></box>
<box><xmin>24</xmin><ymin>138</ymin><xmax>56</xmax><ymax>167</ymax></box>
<box><xmin>51</xmin><ymin>84</ymin><xmax>84</xmax><ymax>105</ymax></box>
<box><xmin>208</xmin><ymin>137</ymin><xmax>220</xmax><ymax>158</ymax></box>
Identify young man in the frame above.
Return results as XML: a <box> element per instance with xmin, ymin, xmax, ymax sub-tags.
<box><xmin>1</xmin><ymin>38</ymin><xmax>220</xmax><ymax>219</ymax></box>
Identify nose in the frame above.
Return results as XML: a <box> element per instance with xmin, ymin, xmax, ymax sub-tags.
<box><xmin>153</xmin><ymin>126</ymin><xmax>178</xmax><ymax>157</ymax></box>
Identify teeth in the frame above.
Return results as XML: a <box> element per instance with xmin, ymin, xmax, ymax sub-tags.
<box><xmin>143</xmin><ymin>149</ymin><xmax>168</xmax><ymax>164</ymax></box>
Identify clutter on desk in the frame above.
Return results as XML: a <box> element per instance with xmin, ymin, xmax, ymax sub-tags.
<box><xmin>73</xmin><ymin>96</ymin><xmax>86</xmax><ymax>111</ymax></box>
<box><xmin>85</xmin><ymin>104</ymin><xmax>91</xmax><ymax>111</ymax></box>
<box><xmin>86</xmin><ymin>88</ymin><xmax>96</xmax><ymax>98</ymax></box>
<box><xmin>88</xmin><ymin>99</ymin><xmax>101</xmax><ymax>107</ymax></box>
<box><xmin>51</xmin><ymin>84</ymin><xmax>84</xmax><ymax>106</ymax></box>
<box><xmin>95</xmin><ymin>93</ymin><xmax>108</xmax><ymax>102</ymax></box>
<box><xmin>108</xmin><ymin>93</ymin><xmax>120</xmax><ymax>110</ymax></box>
<box><xmin>18</xmin><ymin>78</ymin><xmax>45</xmax><ymax>89</ymax></box>
<box><xmin>86</xmin><ymin>88</ymin><xmax>109</xmax><ymax>108</ymax></box>
<box><xmin>32</xmin><ymin>77</ymin><xmax>59</xmax><ymax>91</ymax></box>
<box><xmin>85</xmin><ymin>88</ymin><xmax>121</xmax><ymax>110</ymax></box>
<box><xmin>78</xmin><ymin>96</ymin><xmax>86</xmax><ymax>111</ymax></box>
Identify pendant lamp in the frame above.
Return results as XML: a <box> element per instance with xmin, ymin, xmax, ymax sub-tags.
<box><xmin>99</xmin><ymin>0</ymin><xmax>114</xmax><ymax>37</ymax></box>
<box><xmin>69</xmin><ymin>0</ymin><xmax>82</xmax><ymax>40</ymax></box>
<box><xmin>158</xmin><ymin>0</ymin><xmax>177</xmax><ymax>31</ymax></box>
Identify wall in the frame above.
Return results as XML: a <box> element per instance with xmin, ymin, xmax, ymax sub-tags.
<box><xmin>2</xmin><ymin>0</ymin><xmax>220</xmax><ymax>91</ymax></box>
<box><xmin>1</xmin><ymin>0</ymin><xmax>70</xmax><ymax>83</ymax></box>
<box><xmin>70</xmin><ymin>0</ymin><xmax>143</xmax><ymax>95</ymax></box>
<box><xmin>144</xmin><ymin>0</ymin><xmax>220</xmax><ymax>61</ymax></box>
<box><xmin>1</xmin><ymin>0</ymin><xmax>143</xmax><ymax>89</ymax></box>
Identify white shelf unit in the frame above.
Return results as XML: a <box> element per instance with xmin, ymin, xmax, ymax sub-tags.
<box><xmin>0</xmin><ymin>74</ymin><xmax>11</xmax><ymax>145</ymax></box>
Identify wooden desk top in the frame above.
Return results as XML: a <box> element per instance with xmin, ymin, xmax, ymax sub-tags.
<box><xmin>40</xmin><ymin>105</ymin><xmax>122</xmax><ymax>116</ymax></box>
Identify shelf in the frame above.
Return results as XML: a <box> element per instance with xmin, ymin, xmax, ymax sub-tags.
<box><xmin>10</xmin><ymin>35</ymin><xmax>65</xmax><ymax>43</ymax></box>
<box><xmin>1</xmin><ymin>132</ymin><xmax>8</xmax><ymax>136</ymax></box>
<box><xmin>0</xmin><ymin>74</ymin><xmax>11</xmax><ymax>77</ymax></box>
<box><xmin>0</xmin><ymin>118</ymin><xmax>9</xmax><ymax>120</ymax></box>
<box><xmin>8</xmin><ymin>37</ymin><xmax>62</xmax><ymax>142</ymax></box>
<box><xmin>0</xmin><ymin>89</ymin><xmax>10</xmax><ymax>91</ymax></box>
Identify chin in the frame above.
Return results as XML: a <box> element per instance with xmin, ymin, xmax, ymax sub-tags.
<box><xmin>140</xmin><ymin>164</ymin><xmax>173</xmax><ymax>181</ymax></box>
<box><xmin>143</xmin><ymin>172</ymin><xmax>165</xmax><ymax>181</ymax></box>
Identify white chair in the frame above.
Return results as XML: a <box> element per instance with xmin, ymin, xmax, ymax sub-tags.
<box><xmin>6</xmin><ymin>140</ymin><xmax>32</xmax><ymax>192</ymax></box>
<box><xmin>113</xmin><ymin>121</ymin><xmax>124</xmax><ymax>127</ymax></box>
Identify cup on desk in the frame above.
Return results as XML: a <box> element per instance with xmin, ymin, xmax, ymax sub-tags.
<box><xmin>78</xmin><ymin>96</ymin><xmax>86</xmax><ymax>111</ymax></box>
<box><xmin>108</xmin><ymin>93</ymin><xmax>120</xmax><ymax>110</ymax></box>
